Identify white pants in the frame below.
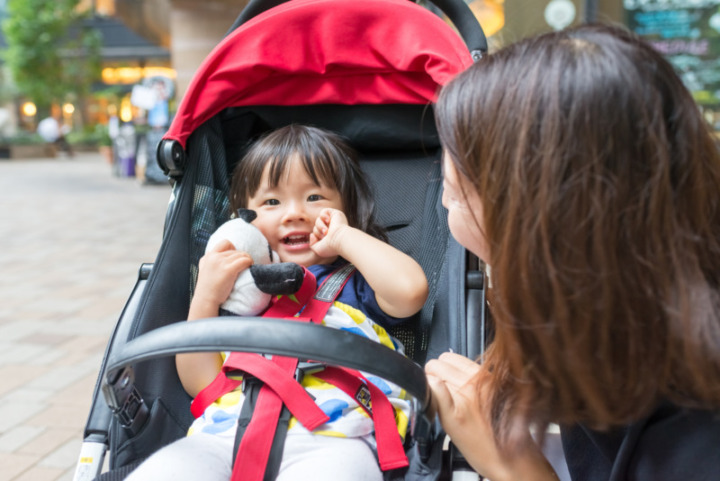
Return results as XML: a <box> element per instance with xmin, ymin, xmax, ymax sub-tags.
<box><xmin>124</xmin><ymin>431</ymin><xmax>383</xmax><ymax>481</ymax></box>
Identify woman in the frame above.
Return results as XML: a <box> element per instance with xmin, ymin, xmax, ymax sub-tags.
<box><xmin>426</xmin><ymin>24</ymin><xmax>720</xmax><ymax>481</ymax></box>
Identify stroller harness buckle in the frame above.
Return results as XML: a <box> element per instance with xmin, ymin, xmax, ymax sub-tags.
<box><xmin>191</xmin><ymin>264</ymin><xmax>408</xmax><ymax>480</ymax></box>
<box><xmin>102</xmin><ymin>366</ymin><xmax>149</xmax><ymax>436</ymax></box>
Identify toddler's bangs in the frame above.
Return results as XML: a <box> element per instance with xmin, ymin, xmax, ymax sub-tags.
<box><xmin>265</xmin><ymin>148</ymin><xmax>341</xmax><ymax>192</ymax></box>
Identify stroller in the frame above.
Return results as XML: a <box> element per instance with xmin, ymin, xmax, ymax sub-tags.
<box><xmin>73</xmin><ymin>0</ymin><xmax>492</xmax><ymax>479</ymax></box>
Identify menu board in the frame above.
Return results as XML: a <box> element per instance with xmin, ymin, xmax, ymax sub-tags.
<box><xmin>624</xmin><ymin>0</ymin><xmax>720</xmax><ymax>107</ymax></box>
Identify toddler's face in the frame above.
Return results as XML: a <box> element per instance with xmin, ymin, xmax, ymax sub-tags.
<box><xmin>247</xmin><ymin>155</ymin><xmax>343</xmax><ymax>266</ymax></box>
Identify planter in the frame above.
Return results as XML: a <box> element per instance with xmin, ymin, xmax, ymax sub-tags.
<box><xmin>0</xmin><ymin>143</ymin><xmax>57</xmax><ymax>159</ymax></box>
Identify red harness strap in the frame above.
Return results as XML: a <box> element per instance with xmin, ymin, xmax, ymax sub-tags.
<box><xmin>190</xmin><ymin>267</ymin><xmax>318</xmax><ymax>418</ymax></box>
<box><xmin>208</xmin><ymin>353</ymin><xmax>329</xmax><ymax>430</ymax></box>
<box><xmin>233</xmin><ymin>353</ymin><xmax>301</xmax><ymax>481</ymax></box>
<box><xmin>191</xmin><ymin>264</ymin><xmax>409</xmax><ymax>480</ymax></box>
<box><xmin>314</xmin><ymin>366</ymin><xmax>409</xmax><ymax>471</ymax></box>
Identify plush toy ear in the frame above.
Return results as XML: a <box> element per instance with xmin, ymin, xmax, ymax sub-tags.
<box><xmin>236</xmin><ymin>208</ymin><xmax>257</xmax><ymax>223</ymax></box>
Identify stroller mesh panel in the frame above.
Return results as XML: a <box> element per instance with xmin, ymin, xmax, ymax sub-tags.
<box><xmin>363</xmin><ymin>154</ymin><xmax>448</xmax><ymax>362</ymax></box>
<box><xmin>188</xmin><ymin>117</ymin><xmax>233</xmax><ymax>298</ymax></box>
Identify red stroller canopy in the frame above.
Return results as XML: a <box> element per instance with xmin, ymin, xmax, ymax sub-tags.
<box><xmin>164</xmin><ymin>0</ymin><xmax>473</xmax><ymax>148</ymax></box>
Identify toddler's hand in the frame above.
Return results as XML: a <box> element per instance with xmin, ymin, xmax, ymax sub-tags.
<box><xmin>310</xmin><ymin>208</ymin><xmax>348</xmax><ymax>258</ymax></box>
<box><xmin>194</xmin><ymin>240</ymin><xmax>253</xmax><ymax>309</ymax></box>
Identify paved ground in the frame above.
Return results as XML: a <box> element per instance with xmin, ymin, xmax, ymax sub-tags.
<box><xmin>0</xmin><ymin>152</ymin><xmax>172</xmax><ymax>480</ymax></box>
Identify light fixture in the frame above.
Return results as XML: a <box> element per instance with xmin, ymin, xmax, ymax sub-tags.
<box><xmin>120</xmin><ymin>96</ymin><xmax>133</xmax><ymax>122</ymax></box>
<box><xmin>22</xmin><ymin>102</ymin><xmax>37</xmax><ymax>117</ymax></box>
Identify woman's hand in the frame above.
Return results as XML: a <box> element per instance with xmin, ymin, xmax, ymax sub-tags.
<box><xmin>425</xmin><ymin>352</ymin><xmax>557</xmax><ymax>481</ymax></box>
<box><xmin>310</xmin><ymin>208</ymin><xmax>349</xmax><ymax>259</ymax></box>
<box><xmin>426</xmin><ymin>353</ymin><xmax>500</xmax><ymax>476</ymax></box>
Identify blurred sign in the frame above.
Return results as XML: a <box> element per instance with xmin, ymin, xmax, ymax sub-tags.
<box><xmin>625</xmin><ymin>0</ymin><xmax>720</xmax><ymax>106</ymax></box>
<box><xmin>130</xmin><ymin>85</ymin><xmax>157</xmax><ymax>111</ymax></box>
<box><xmin>130</xmin><ymin>76</ymin><xmax>175</xmax><ymax>128</ymax></box>
<box><xmin>145</xmin><ymin>76</ymin><xmax>174</xmax><ymax>129</ymax></box>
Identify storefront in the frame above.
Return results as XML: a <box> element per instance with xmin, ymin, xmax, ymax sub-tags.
<box><xmin>624</xmin><ymin>0</ymin><xmax>720</xmax><ymax>129</ymax></box>
<box><xmin>454</xmin><ymin>1</ymin><xmax>718</xmax><ymax>130</ymax></box>
<box><xmin>86</xmin><ymin>14</ymin><xmax>173</xmax><ymax>126</ymax></box>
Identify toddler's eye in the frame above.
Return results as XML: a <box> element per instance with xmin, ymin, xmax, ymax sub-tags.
<box><xmin>264</xmin><ymin>199</ymin><xmax>280</xmax><ymax>206</ymax></box>
<box><xmin>307</xmin><ymin>194</ymin><xmax>323</xmax><ymax>202</ymax></box>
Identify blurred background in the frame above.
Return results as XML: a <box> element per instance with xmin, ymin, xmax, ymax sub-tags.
<box><xmin>0</xmin><ymin>0</ymin><xmax>717</xmax><ymax>182</ymax></box>
<box><xmin>0</xmin><ymin>1</ymin><xmax>717</xmax><ymax>480</ymax></box>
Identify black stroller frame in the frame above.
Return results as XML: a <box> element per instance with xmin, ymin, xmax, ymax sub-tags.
<box><xmin>73</xmin><ymin>1</ymin><xmax>492</xmax><ymax>480</ymax></box>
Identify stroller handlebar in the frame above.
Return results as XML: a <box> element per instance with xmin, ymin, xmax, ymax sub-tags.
<box><xmin>105</xmin><ymin>317</ymin><xmax>431</xmax><ymax>411</ymax></box>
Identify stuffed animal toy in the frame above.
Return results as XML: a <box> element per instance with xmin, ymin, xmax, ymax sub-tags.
<box><xmin>205</xmin><ymin>208</ymin><xmax>304</xmax><ymax>316</ymax></box>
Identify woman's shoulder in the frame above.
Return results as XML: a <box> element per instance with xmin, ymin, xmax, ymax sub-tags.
<box><xmin>561</xmin><ymin>404</ymin><xmax>720</xmax><ymax>481</ymax></box>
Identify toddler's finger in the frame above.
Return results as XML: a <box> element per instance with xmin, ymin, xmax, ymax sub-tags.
<box><xmin>312</xmin><ymin>222</ymin><xmax>327</xmax><ymax>240</ymax></box>
<box><xmin>317</xmin><ymin>213</ymin><xmax>330</xmax><ymax>228</ymax></box>
<box><xmin>210</xmin><ymin>239</ymin><xmax>236</xmax><ymax>252</ymax></box>
<box><xmin>229</xmin><ymin>253</ymin><xmax>253</xmax><ymax>272</ymax></box>
<box><xmin>321</xmin><ymin>208</ymin><xmax>334</xmax><ymax>224</ymax></box>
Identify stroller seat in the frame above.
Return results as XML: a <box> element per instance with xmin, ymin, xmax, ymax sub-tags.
<box><xmin>74</xmin><ymin>1</ymin><xmax>490</xmax><ymax>480</ymax></box>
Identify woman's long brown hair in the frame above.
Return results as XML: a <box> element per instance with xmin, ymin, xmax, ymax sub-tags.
<box><xmin>436</xmin><ymin>24</ymin><xmax>720</xmax><ymax>449</ymax></box>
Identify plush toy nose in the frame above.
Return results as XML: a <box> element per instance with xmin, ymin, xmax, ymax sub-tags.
<box><xmin>236</xmin><ymin>208</ymin><xmax>257</xmax><ymax>223</ymax></box>
<box><xmin>250</xmin><ymin>263</ymin><xmax>305</xmax><ymax>295</ymax></box>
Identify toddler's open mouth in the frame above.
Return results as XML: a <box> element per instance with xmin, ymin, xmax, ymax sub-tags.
<box><xmin>283</xmin><ymin>234</ymin><xmax>310</xmax><ymax>246</ymax></box>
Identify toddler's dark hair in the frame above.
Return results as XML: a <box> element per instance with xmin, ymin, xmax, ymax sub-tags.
<box><xmin>230</xmin><ymin>124</ymin><xmax>386</xmax><ymax>241</ymax></box>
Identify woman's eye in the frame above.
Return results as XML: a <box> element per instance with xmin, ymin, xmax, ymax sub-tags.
<box><xmin>264</xmin><ymin>199</ymin><xmax>280</xmax><ymax>206</ymax></box>
<box><xmin>307</xmin><ymin>194</ymin><xmax>323</xmax><ymax>202</ymax></box>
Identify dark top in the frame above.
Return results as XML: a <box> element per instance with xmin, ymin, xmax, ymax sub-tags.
<box><xmin>561</xmin><ymin>403</ymin><xmax>720</xmax><ymax>480</ymax></box>
<box><xmin>308</xmin><ymin>260</ymin><xmax>408</xmax><ymax>329</ymax></box>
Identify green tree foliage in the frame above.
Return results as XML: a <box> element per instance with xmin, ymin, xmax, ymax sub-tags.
<box><xmin>2</xmin><ymin>0</ymin><xmax>101</xmax><ymax>111</ymax></box>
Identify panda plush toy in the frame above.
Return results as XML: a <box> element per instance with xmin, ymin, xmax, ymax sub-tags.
<box><xmin>205</xmin><ymin>208</ymin><xmax>304</xmax><ymax>316</ymax></box>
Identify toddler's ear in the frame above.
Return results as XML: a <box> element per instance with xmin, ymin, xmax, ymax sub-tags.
<box><xmin>236</xmin><ymin>208</ymin><xmax>257</xmax><ymax>223</ymax></box>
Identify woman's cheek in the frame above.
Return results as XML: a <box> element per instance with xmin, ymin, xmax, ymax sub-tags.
<box><xmin>448</xmin><ymin>203</ymin><xmax>489</xmax><ymax>262</ymax></box>
<box><xmin>447</xmin><ymin>202</ymin><xmax>472</xmax><ymax>244</ymax></box>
